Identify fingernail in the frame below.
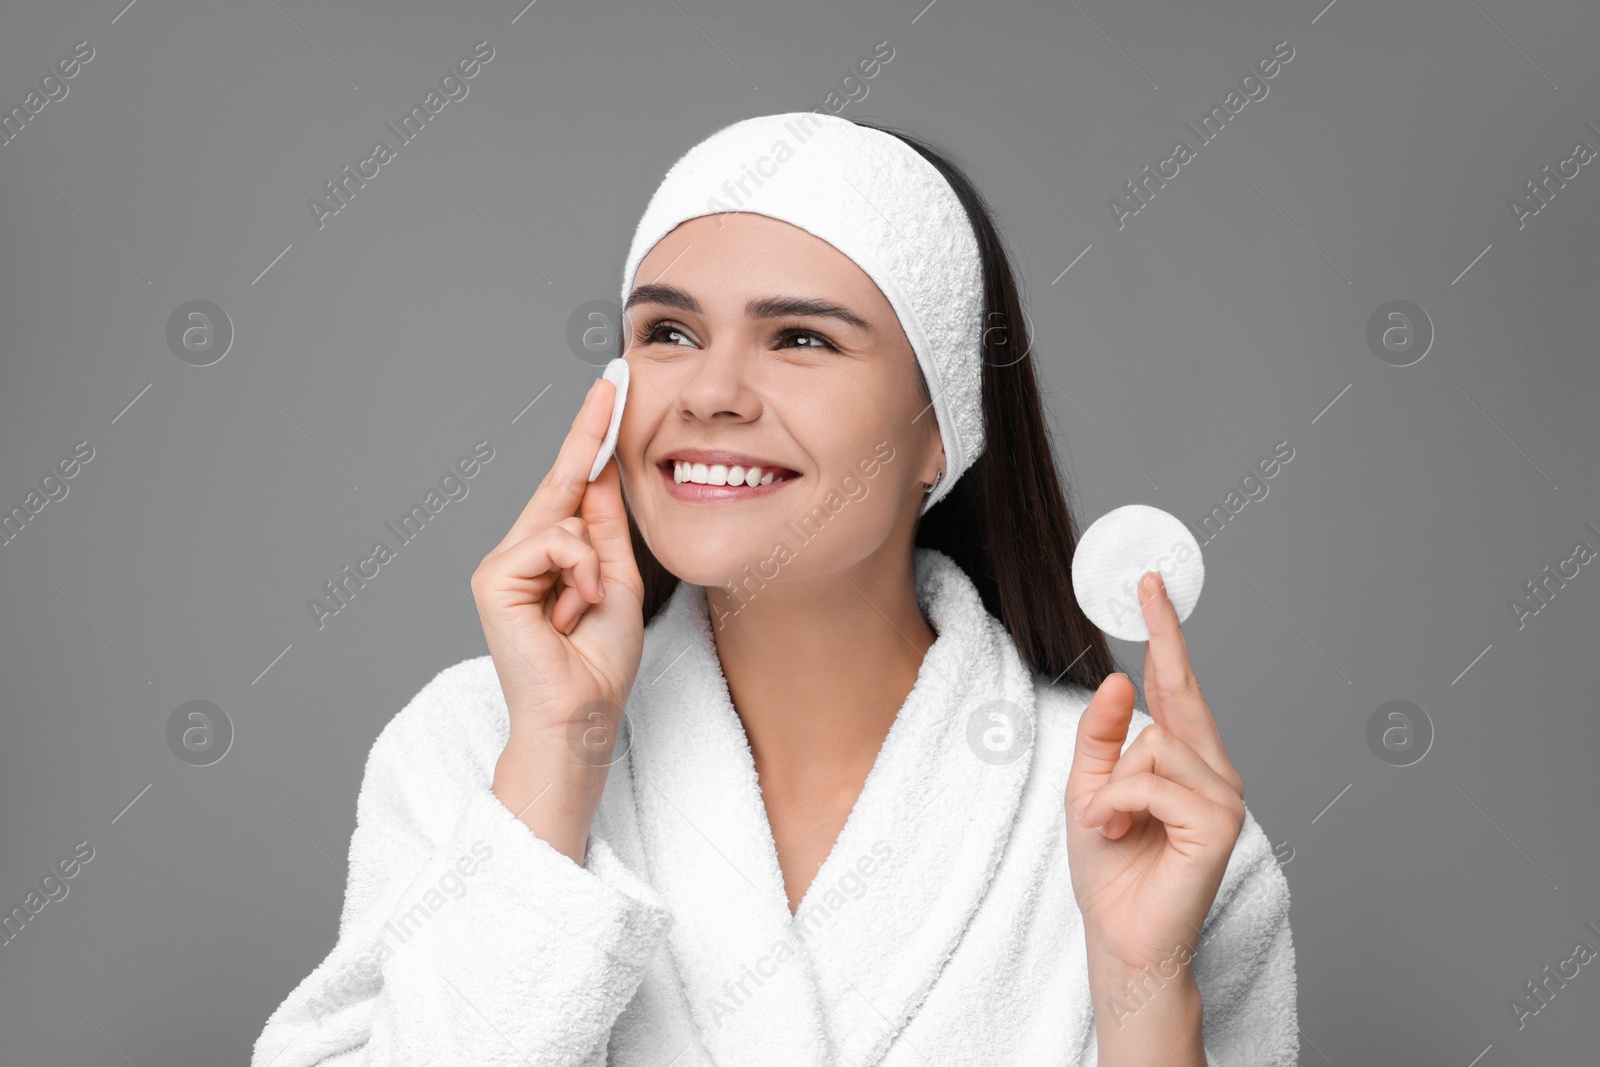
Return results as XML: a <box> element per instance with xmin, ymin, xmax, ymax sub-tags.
<box><xmin>1142</xmin><ymin>571</ymin><xmax>1165</xmax><ymax>598</ymax></box>
<box><xmin>585</xmin><ymin>379</ymin><xmax>601</xmax><ymax>401</ymax></box>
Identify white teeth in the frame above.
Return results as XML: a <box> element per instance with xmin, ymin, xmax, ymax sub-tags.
<box><xmin>672</xmin><ymin>460</ymin><xmax>789</xmax><ymax>487</ymax></box>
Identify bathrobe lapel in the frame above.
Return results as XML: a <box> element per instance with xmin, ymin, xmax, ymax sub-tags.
<box><xmin>626</xmin><ymin>548</ymin><xmax>1037</xmax><ymax>1067</ymax></box>
<box><xmin>796</xmin><ymin>548</ymin><xmax>1038</xmax><ymax>1067</ymax></box>
<box><xmin>626</xmin><ymin>577</ymin><xmax>835</xmax><ymax>1067</ymax></box>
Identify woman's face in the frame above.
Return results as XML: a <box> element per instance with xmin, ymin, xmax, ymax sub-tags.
<box><xmin>615</xmin><ymin>212</ymin><xmax>943</xmax><ymax>592</ymax></box>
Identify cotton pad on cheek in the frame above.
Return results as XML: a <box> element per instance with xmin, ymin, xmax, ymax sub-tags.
<box><xmin>588</xmin><ymin>357</ymin><xmax>630</xmax><ymax>482</ymax></box>
<box><xmin>1071</xmin><ymin>504</ymin><xmax>1205</xmax><ymax>642</ymax></box>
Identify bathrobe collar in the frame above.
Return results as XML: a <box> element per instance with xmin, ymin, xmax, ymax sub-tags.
<box><xmin>626</xmin><ymin>547</ymin><xmax>1039</xmax><ymax>1067</ymax></box>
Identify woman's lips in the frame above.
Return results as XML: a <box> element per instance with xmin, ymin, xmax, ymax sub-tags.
<box><xmin>658</xmin><ymin>463</ymin><xmax>800</xmax><ymax>502</ymax></box>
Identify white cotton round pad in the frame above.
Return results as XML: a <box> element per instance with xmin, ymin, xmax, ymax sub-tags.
<box><xmin>1071</xmin><ymin>504</ymin><xmax>1205</xmax><ymax>642</ymax></box>
<box><xmin>588</xmin><ymin>357</ymin><xmax>629</xmax><ymax>482</ymax></box>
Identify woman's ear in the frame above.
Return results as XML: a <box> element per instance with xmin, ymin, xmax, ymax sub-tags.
<box><xmin>921</xmin><ymin>442</ymin><xmax>947</xmax><ymax>494</ymax></box>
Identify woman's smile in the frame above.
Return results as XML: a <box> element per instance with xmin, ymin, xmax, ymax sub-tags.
<box><xmin>656</xmin><ymin>448</ymin><xmax>802</xmax><ymax>504</ymax></box>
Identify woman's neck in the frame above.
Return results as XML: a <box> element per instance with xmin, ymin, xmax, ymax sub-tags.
<box><xmin>707</xmin><ymin>549</ymin><xmax>937</xmax><ymax>799</ymax></box>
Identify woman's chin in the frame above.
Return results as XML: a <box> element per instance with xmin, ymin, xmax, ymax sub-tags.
<box><xmin>651</xmin><ymin>535</ymin><xmax>793</xmax><ymax>591</ymax></box>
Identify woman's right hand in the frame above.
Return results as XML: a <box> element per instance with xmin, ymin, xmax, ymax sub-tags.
<box><xmin>472</xmin><ymin>373</ymin><xmax>644</xmax><ymax>858</ymax></box>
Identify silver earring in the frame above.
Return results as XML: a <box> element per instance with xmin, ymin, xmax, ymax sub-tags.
<box><xmin>923</xmin><ymin>468</ymin><xmax>944</xmax><ymax>494</ymax></box>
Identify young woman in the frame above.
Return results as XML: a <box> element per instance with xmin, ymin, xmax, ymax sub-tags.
<box><xmin>254</xmin><ymin>112</ymin><xmax>1296</xmax><ymax>1067</ymax></box>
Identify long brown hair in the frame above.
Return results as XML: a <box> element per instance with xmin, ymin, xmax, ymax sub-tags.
<box><xmin>624</xmin><ymin>116</ymin><xmax>1121</xmax><ymax>694</ymax></box>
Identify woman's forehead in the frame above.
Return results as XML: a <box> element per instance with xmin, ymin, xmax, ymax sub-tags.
<box><xmin>632</xmin><ymin>214</ymin><xmax>900</xmax><ymax>327</ymax></box>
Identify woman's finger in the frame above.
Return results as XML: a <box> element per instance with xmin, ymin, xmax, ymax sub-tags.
<box><xmin>1074</xmin><ymin>771</ymin><xmax>1242</xmax><ymax>848</ymax></box>
<box><xmin>1082</xmin><ymin>722</ymin><xmax>1244</xmax><ymax>839</ymax></box>
<box><xmin>1137</xmin><ymin>570</ymin><xmax>1205</xmax><ymax>722</ymax></box>
<box><xmin>1065</xmin><ymin>672</ymin><xmax>1139</xmax><ymax>802</ymax></box>
<box><xmin>549</xmin><ymin>516</ymin><xmax>601</xmax><ymax>598</ymax></box>
<box><xmin>550</xmin><ymin>583</ymin><xmax>593</xmax><ymax>634</ymax></box>
<box><xmin>1138</xmin><ymin>571</ymin><xmax>1241</xmax><ymax>796</ymax></box>
<box><xmin>578</xmin><ymin>446</ymin><xmax>642</xmax><ymax>597</ymax></box>
<box><xmin>476</xmin><ymin>524</ymin><xmax>602</xmax><ymax>618</ymax></box>
<box><xmin>536</xmin><ymin>518</ymin><xmax>601</xmax><ymax>633</ymax></box>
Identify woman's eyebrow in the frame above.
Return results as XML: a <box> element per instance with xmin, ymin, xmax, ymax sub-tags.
<box><xmin>624</xmin><ymin>283</ymin><xmax>872</xmax><ymax>330</ymax></box>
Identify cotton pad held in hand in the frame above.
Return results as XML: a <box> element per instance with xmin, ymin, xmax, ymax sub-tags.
<box><xmin>588</xmin><ymin>357</ymin><xmax>629</xmax><ymax>482</ymax></box>
<box><xmin>1072</xmin><ymin>504</ymin><xmax>1204</xmax><ymax>642</ymax></box>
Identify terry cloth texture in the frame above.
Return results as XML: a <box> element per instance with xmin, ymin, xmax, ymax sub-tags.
<box><xmin>253</xmin><ymin>547</ymin><xmax>1293</xmax><ymax>1067</ymax></box>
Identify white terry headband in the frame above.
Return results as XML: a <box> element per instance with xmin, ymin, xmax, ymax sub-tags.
<box><xmin>599</xmin><ymin>110</ymin><xmax>987</xmax><ymax>514</ymax></box>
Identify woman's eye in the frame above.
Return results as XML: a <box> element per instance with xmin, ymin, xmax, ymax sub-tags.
<box><xmin>638</xmin><ymin>322</ymin><xmax>695</xmax><ymax>347</ymax></box>
<box><xmin>634</xmin><ymin>322</ymin><xmax>838</xmax><ymax>352</ymax></box>
<box><xmin>777</xmin><ymin>328</ymin><xmax>838</xmax><ymax>352</ymax></box>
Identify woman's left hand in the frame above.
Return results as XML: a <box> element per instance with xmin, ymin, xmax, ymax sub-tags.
<box><xmin>1064</xmin><ymin>570</ymin><xmax>1247</xmax><ymax>976</ymax></box>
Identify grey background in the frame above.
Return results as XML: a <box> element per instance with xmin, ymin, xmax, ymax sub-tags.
<box><xmin>2</xmin><ymin>0</ymin><xmax>1596</xmax><ymax>1062</ymax></box>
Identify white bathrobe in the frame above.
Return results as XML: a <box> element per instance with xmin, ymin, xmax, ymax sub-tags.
<box><xmin>252</xmin><ymin>547</ymin><xmax>1297</xmax><ymax>1066</ymax></box>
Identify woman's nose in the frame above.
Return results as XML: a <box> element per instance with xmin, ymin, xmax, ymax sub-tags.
<box><xmin>673</xmin><ymin>343</ymin><xmax>760</xmax><ymax>424</ymax></box>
